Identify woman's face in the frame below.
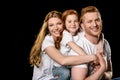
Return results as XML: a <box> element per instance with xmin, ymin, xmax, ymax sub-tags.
<box><xmin>48</xmin><ymin>17</ymin><xmax>63</xmax><ymax>39</ymax></box>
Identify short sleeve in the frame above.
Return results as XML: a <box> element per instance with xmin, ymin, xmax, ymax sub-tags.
<box><xmin>62</xmin><ymin>30</ymin><xmax>73</xmax><ymax>46</ymax></box>
<box><xmin>78</xmin><ymin>31</ymin><xmax>85</xmax><ymax>38</ymax></box>
<box><xmin>104</xmin><ymin>39</ymin><xmax>111</xmax><ymax>60</ymax></box>
<box><xmin>42</xmin><ymin>35</ymin><xmax>55</xmax><ymax>51</ymax></box>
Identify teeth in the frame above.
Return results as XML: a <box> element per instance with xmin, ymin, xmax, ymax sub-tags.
<box><xmin>92</xmin><ymin>28</ymin><xmax>98</xmax><ymax>31</ymax></box>
<box><xmin>54</xmin><ymin>31</ymin><xmax>59</xmax><ymax>34</ymax></box>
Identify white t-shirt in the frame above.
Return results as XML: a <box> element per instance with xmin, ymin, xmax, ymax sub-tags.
<box><xmin>53</xmin><ymin>30</ymin><xmax>86</xmax><ymax>67</ymax></box>
<box><xmin>74</xmin><ymin>35</ymin><xmax>111</xmax><ymax>74</ymax></box>
<box><xmin>32</xmin><ymin>35</ymin><xmax>54</xmax><ymax>80</ymax></box>
<box><xmin>77</xmin><ymin>35</ymin><xmax>111</xmax><ymax>60</ymax></box>
<box><xmin>53</xmin><ymin>30</ymin><xmax>73</xmax><ymax>67</ymax></box>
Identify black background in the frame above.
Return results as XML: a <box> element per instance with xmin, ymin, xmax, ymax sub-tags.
<box><xmin>10</xmin><ymin>0</ymin><xmax>120</xmax><ymax>79</ymax></box>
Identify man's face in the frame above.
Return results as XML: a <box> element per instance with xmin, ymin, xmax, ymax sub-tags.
<box><xmin>81</xmin><ymin>12</ymin><xmax>102</xmax><ymax>37</ymax></box>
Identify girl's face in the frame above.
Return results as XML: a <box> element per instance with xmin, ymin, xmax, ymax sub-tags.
<box><xmin>65</xmin><ymin>14</ymin><xmax>79</xmax><ymax>35</ymax></box>
<box><xmin>48</xmin><ymin>17</ymin><xmax>63</xmax><ymax>39</ymax></box>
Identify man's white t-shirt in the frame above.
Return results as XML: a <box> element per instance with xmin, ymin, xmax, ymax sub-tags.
<box><xmin>70</xmin><ymin>35</ymin><xmax>111</xmax><ymax>74</ymax></box>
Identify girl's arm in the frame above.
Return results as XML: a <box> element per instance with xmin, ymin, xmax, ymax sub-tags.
<box><xmin>67</xmin><ymin>41</ymin><xmax>87</xmax><ymax>55</ymax></box>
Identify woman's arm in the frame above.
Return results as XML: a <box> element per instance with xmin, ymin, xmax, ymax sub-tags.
<box><xmin>45</xmin><ymin>46</ymin><xmax>96</xmax><ymax>66</ymax></box>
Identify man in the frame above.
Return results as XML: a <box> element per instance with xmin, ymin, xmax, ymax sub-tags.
<box><xmin>71</xmin><ymin>6</ymin><xmax>113</xmax><ymax>80</ymax></box>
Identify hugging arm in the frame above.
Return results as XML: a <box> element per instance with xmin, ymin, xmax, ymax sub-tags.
<box><xmin>45</xmin><ymin>46</ymin><xmax>96</xmax><ymax>66</ymax></box>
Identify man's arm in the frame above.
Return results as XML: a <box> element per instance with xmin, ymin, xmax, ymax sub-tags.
<box><xmin>102</xmin><ymin>60</ymin><xmax>113</xmax><ymax>80</ymax></box>
<box><xmin>85</xmin><ymin>53</ymin><xmax>106</xmax><ymax>80</ymax></box>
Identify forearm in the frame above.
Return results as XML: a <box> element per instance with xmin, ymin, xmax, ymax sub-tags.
<box><xmin>45</xmin><ymin>46</ymin><xmax>95</xmax><ymax>66</ymax></box>
<box><xmin>61</xmin><ymin>55</ymin><xmax>96</xmax><ymax>66</ymax></box>
<box><xmin>85</xmin><ymin>66</ymin><xmax>106</xmax><ymax>80</ymax></box>
<box><xmin>68</xmin><ymin>41</ymin><xmax>86</xmax><ymax>55</ymax></box>
<box><xmin>102</xmin><ymin>60</ymin><xmax>113</xmax><ymax>80</ymax></box>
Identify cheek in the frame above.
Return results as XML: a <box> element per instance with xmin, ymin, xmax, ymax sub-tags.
<box><xmin>48</xmin><ymin>28</ymin><xmax>53</xmax><ymax>33</ymax></box>
<box><xmin>56</xmin><ymin>26</ymin><xmax>63</xmax><ymax>32</ymax></box>
<box><xmin>60</xmin><ymin>27</ymin><xmax>64</xmax><ymax>32</ymax></box>
<box><xmin>61</xmin><ymin>25</ymin><xmax>65</xmax><ymax>29</ymax></box>
<box><xmin>65</xmin><ymin>25</ymin><xmax>69</xmax><ymax>29</ymax></box>
<box><xmin>76</xmin><ymin>25</ymin><xmax>79</xmax><ymax>29</ymax></box>
<box><xmin>65</xmin><ymin>23</ymin><xmax>70</xmax><ymax>28</ymax></box>
<box><xmin>59</xmin><ymin>25</ymin><xmax>64</xmax><ymax>30</ymax></box>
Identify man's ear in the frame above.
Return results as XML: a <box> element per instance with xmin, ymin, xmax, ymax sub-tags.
<box><xmin>81</xmin><ymin>23</ymin><xmax>85</xmax><ymax>30</ymax></box>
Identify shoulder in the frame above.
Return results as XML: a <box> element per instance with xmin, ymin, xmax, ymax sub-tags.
<box><xmin>44</xmin><ymin>35</ymin><xmax>54</xmax><ymax>42</ymax></box>
<box><xmin>62</xmin><ymin>30</ymin><xmax>72</xmax><ymax>39</ymax></box>
<box><xmin>45</xmin><ymin>35</ymin><xmax>53</xmax><ymax>40</ymax></box>
<box><xmin>42</xmin><ymin>35</ymin><xmax>55</xmax><ymax>51</ymax></box>
<box><xmin>43</xmin><ymin>35</ymin><xmax>54</xmax><ymax>46</ymax></box>
<box><xmin>78</xmin><ymin>31</ymin><xmax>85</xmax><ymax>37</ymax></box>
<box><xmin>103</xmin><ymin>39</ymin><xmax>111</xmax><ymax>52</ymax></box>
<box><xmin>63</xmin><ymin>30</ymin><xmax>71</xmax><ymax>35</ymax></box>
<box><xmin>104</xmin><ymin>39</ymin><xmax>110</xmax><ymax>46</ymax></box>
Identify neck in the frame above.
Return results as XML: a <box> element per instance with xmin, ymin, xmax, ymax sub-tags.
<box><xmin>84</xmin><ymin>33</ymin><xmax>100</xmax><ymax>45</ymax></box>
